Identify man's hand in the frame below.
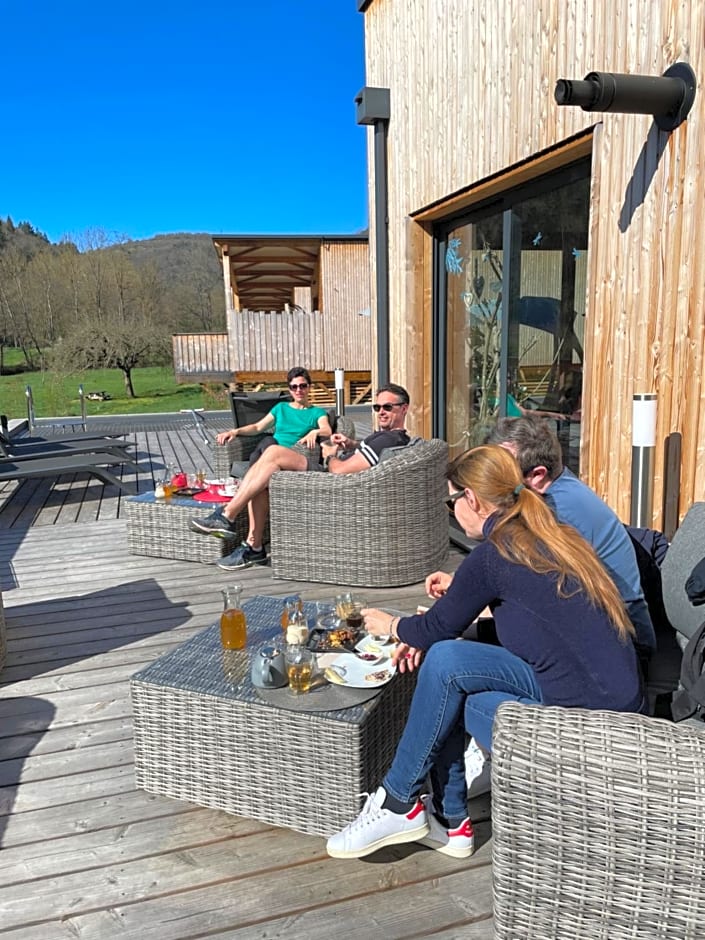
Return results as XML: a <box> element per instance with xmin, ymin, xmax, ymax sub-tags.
<box><xmin>321</xmin><ymin>441</ymin><xmax>338</xmax><ymax>460</ymax></box>
<box><xmin>425</xmin><ymin>570</ymin><xmax>453</xmax><ymax>599</ymax></box>
<box><xmin>391</xmin><ymin>643</ymin><xmax>424</xmax><ymax>673</ymax></box>
<box><xmin>331</xmin><ymin>432</ymin><xmax>355</xmax><ymax>449</ymax></box>
<box><xmin>299</xmin><ymin>430</ymin><xmax>320</xmax><ymax>449</ymax></box>
<box><xmin>362</xmin><ymin>607</ymin><xmax>397</xmax><ymax>637</ymax></box>
<box><xmin>216</xmin><ymin>429</ymin><xmax>238</xmax><ymax>445</ymax></box>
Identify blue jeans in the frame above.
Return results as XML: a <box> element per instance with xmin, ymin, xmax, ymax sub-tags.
<box><xmin>382</xmin><ymin>639</ymin><xmax>542</xmax><ymax>823</ymax></box>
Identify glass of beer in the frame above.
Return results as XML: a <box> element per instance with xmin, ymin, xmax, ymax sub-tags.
<box><xmin>220</xmin><ymin>585</ymin><xmax>247</xmax><ymax>650</ymax></box>
<box><xmin>335</xmin><ymin>592</ymin><xmax>354</xmax><ymax>621</ymax></box>
<box><xmin>285</xmin><ymin>645</ymin><xmax>315</xmax><ymax>694</ymax></box>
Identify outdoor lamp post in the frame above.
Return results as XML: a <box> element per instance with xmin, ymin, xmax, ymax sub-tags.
<box><xmin>630</xmin><ymin>393</ymin><xmax>657</xmax><ymax>527</ymax></box>
<box><xmin>334</xmin><ymin>368</ymin><xmax>345</xmax><ymax>418</ymax></box>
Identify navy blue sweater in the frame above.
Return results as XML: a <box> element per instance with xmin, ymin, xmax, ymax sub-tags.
<box><xmin>397</xmin><ymin>538</ymin><xmax>644</xmax><ymax>713</ymax></box>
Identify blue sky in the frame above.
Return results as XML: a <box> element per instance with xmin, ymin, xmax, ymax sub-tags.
<box><xmin>2</xmin><ymin>1</ymin><xmax>368</xmax><ymax>244</ymax></box>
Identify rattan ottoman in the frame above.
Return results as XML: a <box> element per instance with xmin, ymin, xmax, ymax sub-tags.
<box><xmin>130</xmin><ymin>595</ymin><xmax>415</xmax><ymax>836</ymax></box>
<box><xmin>124</xmin><ymin>492</ymin><xmax>244</xmax><ymax>563</ymax></box>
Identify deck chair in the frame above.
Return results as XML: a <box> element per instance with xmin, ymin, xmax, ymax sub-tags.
<box><xmin>0</xmin><ymin>414</ymin><xmax>127</xmax><ymax>444</ymax></box>
<box><xmin>0</xmin><ymin>452</ymin><xmax>135</xmax><ymax>491</ymax></box>
<box><xmin>0</xmin><ymin>430</ymin><xmax>136</xmax><ymax>465</ymax></box>
<box><xmin>0</xmin><ymin>432</ymin><xmax>136</xmax><ymax>466</ymax></box>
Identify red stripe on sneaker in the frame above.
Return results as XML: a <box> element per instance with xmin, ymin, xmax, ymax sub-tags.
<box><xmin>450</xmin><ymin>819</ymin><xmax>474</xmax><ymax>837</ymax></box>
<box><xmin>407</xmin><ymin>800</ymin><xmax>425</xmax><ymax>820</ymax></box>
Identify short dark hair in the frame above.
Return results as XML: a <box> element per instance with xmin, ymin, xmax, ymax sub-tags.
<box><xmin>484</xmin><ymin>415</ymin><xmax>563</xmax><ymax>480</ymax></box>
<box><xmin>376</xmin><ymin>382</ymin><xmax>410</xmax><ymax>405</ymax></box>
<box><xmin>287</xmin><ymin>366</ymin><xmax>312</xmax><ymax>385</ymax></box>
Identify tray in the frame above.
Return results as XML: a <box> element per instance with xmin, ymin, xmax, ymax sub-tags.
<box><xmin>306</xmin><ymin>626</ymin><xmax>361</xmax><ymax>654</ymax></box>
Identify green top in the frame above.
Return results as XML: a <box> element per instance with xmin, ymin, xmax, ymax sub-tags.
<box><xmin>269</xmin><ymin>401</ymin><xmax>328</xmax><ymax>448</ymax></box>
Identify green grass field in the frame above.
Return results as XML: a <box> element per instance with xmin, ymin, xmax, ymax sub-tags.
<box><xmin>0</xmin><ymin>350</ymin><xmax>229</xmax><ymax>418</ymax></box>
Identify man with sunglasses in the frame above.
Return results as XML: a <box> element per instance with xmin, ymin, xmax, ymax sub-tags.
<box><xmin>321</xmin><ymin>383</ymin><xmax>411</xmax><ymax>474</ymax></box>
<box><xmin>485</xmin><ymin>414</ymin><xmax>656</xmax><ymax>667</ymax></box>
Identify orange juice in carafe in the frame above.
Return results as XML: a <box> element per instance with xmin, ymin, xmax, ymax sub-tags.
<box><xmin>220</xmin><ymin>586</ymin><xmax>247</xmax><ymax>649</ymax></box>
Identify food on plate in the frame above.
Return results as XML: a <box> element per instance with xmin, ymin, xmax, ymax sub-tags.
<box><xmin>365</xmin><ymin>669</ymin><xmax>392</xmax><ymax>683</ymax></box>
<box><xmin>324</xmin><ymin>666</ymin><xmax>346</xmax><ymax>685</ymax></box>
<box><xmin>327</xmin><ymin>627</ymin><xmax>358</xmax><ymax>648</ymax></box>
<box><xmin>356</xmin><ymin>652</ymin><xmax>381</xmax><ymax>662</ymax></box>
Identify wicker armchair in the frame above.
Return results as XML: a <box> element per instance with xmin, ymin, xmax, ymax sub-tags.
<box><xmin>268</xmin><ymin>438</ymin><xmax>449</xmax><ymax>587</ymax></box>
<box><xmin>492</xmin><ymin>701</ymin><xmax>705</xmax><ymax>940</ymax></box>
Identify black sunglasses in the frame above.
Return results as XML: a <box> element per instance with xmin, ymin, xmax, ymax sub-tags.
<box><xmin>372</xmin><ymin>402</ymin><xmax>404</xmax><ymax>413</ymax></box>
<box><xmin>445</xmin><ymin>489</ymin><xmax>466</xmax><ymax>513</ymax></box>
<box><xmin>289</xmin><ymin>382</ymin><xmax>309</xmax><ymax>390</ymax></box>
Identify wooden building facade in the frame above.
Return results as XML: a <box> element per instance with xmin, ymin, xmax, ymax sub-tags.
<box><xmin>173</xmin><ymin>236</ymin><xmax>372</xmax><ymax>382</ymax></box>
<box><xmin>359</xmin><ymin>0</ymin><xmax>704</xmax><ymax>527</ymax></box>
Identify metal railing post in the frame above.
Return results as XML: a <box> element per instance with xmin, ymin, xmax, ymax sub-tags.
<box><xmin>25</xmin><ymin>385</ymin><xmax>36</xmax><ymax>430</ymax></box>
<box><xmin>78</xmin><ymin>384</ymin><xmax>87</xmax><ymax>431</ymax></box>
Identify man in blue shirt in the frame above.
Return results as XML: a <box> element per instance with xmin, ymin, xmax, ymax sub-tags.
<box><xmin>486</xmin><ymin>415</ymin><xmax>656</xmax><ymax>661</ymax></box>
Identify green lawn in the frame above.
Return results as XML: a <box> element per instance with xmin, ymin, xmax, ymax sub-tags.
<box><xmin>0</xmin><ymin>358</ymin><xmax>229</xmax><ymax>418</ymax></box>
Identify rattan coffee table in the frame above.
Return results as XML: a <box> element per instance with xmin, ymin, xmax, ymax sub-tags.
<box><xmin>130</xmin><ymin>595</ymin><xmax>415</xmax><ymax>836</ymax></box>
<box><xmin>124</xmin><ymin>491</ymin><xmax>246</xmax><ymax>563</ymax></box>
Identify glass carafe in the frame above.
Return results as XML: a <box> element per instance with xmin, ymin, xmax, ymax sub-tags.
<box><xmin>220</xmin><ymin>585</ymin><xmax>247</xmax><ymax>650</ymax></box>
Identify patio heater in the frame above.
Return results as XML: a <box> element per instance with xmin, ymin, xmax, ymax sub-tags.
<box><xmin>334</xmin><ymin>368</ymin><xmax>345</xmax><ymax>418</ymax></box>
<box><xmin>630</xmin><ymin>393</ymin><xmax>657</xmax><ymax>527</ymax></box>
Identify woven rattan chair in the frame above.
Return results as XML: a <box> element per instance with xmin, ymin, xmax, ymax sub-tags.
<box><xmin>492</xmin><ymin>701</ymin><xmax>705</xmax><ymax>940</ymax></box>
<box><xmin>268</xmin><ymin>438</ymin><xmax>449</xmax><ymax>587</ymax></box>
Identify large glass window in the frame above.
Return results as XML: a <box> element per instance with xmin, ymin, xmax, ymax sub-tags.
<box><xmin>434</xmin><ymin>160</ymin><xmax>590</xmax><ymax>474</ymax></box>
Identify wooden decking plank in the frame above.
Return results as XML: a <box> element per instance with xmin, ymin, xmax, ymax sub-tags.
<box><xmin>0</xmin><ymin>415</ymin><xmax>493</xmax><ymax>937</ymax></box>
<box><xmin>0</xmin><ymin>809</ymin><xmax>271</xmax><ymax>885</ymax></box>
<box><xmin>0</xmin><ymin>837</ymin><xmax>492</xmax><ymax>937</ymax></box>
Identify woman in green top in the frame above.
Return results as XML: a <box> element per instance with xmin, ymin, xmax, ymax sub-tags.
<box><xmin>190</xmin><ymin>367</ymin><xmax>332</xmax><ymax>569</ymax></box>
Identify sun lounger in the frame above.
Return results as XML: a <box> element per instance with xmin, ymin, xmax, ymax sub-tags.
<box><xmin>0</xmin><ymin>431</ymin><xmax>137</xmax><ymax>467</ymax></box>
<box><xmin>0</xmin><ymin>452</ymin><xmax>134</xmax><ymax>491</ymax></box>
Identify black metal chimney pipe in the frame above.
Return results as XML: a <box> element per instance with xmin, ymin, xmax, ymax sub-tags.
<box><xmin>555</xmin><ymin>63</ymin><xmax>696</xmax><ymax>131</ymax></box>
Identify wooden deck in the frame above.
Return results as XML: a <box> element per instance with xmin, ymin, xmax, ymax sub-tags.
<box><xmin>0</xmin><ymin>412</ymin><xmax>494</xmax><ymax>938</ymax></box>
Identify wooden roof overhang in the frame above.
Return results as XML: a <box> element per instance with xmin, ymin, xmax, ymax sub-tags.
<box><xmin>212</xmin><ymin>234</ymin><xmax>367</xmax><ymax>311</ymax></box>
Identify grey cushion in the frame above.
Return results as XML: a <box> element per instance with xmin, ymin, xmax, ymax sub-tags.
<box><xmin>662</xmin><ymin>502</ymin><xmax>705</xmax><ymax>641</ymax></box>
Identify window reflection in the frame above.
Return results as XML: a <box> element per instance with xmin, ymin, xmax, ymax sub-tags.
<box><xmin>441</xmin><ymin>166</ymin><xmax>589</xmax><ymax>473</ymax></box>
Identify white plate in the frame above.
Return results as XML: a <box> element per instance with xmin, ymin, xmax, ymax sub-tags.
<box><xmin>325</xmin><ymin>652</ymin><xmax>397</xmax><ymax>688</ymax></box>
<box><xmin>355</xmin><ymin>635</ymin><xmax>389</xmax><ymax>659</ymax></box>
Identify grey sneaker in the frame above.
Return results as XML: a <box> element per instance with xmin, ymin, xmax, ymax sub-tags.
<box><xmin>216</xmin><ymin>542</ymin><xmax>268</xmax><ymax>570</ymax></box>
<box><xmin>189</xmin><ymin>509</ymin><xmax>239</xmax><ymax>538</ymax></box>
<box><xmin>326</xmin><ymin>786</ymin><xmax>429</xmax><ymax>859</ymax></box>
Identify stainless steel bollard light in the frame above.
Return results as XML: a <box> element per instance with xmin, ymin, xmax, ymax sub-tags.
<box><xmin>630</xmin><ymin>393</ymin><xmax>657</xmax><ymax>527</ymax></box>
<box><xmin>334</xmin><ymin>368</ymin><xmax>345</xmax><ymax>418</ymax></box>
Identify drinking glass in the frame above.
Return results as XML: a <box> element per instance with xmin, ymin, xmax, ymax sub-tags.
<box><xmin>285</xmin><ymin>645</ymin><xmax>315</xmax><ymax>694</ymax></box>
<box><xmin>315</xmin><ymin>601</ymin><xmax>337</xmax><ymax>631</ymax></box>
<box><xmin>335</xmin><ymin>592</ymin><xmax>354</xmax><ymax>621</ymax></box>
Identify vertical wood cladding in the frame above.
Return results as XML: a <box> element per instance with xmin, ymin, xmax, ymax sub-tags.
<box><xmin>362</xmin><ymin>0</ymin><xmax>704</xmax><ymax>522</ymax></box>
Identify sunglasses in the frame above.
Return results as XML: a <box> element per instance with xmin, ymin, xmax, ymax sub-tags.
<box><xmin>289</xmin><ymin>382</ymin><xmax>309</xmax><ymax>390</ymax></box>
<box><xmin>372</xmin><ymin>402</ymin><xmax>404</xmax><ymax>413</ymax></box>
<box><xmin>445</xmin><ymin>489</ymin><xmax>466</xmax><ymax>513</ymax></box>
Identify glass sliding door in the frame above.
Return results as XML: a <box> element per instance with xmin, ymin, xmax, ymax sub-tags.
<box><xmin>435</xmin><ymin>160</ymin><xmax>590</xmax><ymax>474</ymax></box>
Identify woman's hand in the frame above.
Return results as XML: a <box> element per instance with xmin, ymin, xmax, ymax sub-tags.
<box><xmin>216</xmin><ymin>429</ymin><xmax>238</xmax><ymax>445</ymax></box>
<box><xmin>299</xmin><ymin>429</ymin><xmax>320</xmax><ymax>449</ymax></box>
<box><xmin>425</xmin><ymin>570</ymin><xmax>453</xmax><ymax>599</ymax></box>
<box><xmin>391</xmin><ymin>643</ymin><xmax>424</xmax><ymax>673</ymax></box>
<box><xmin>361</xmin><ymin>607</ymin><xmax>397</xmax><ymax>637</ymax></box>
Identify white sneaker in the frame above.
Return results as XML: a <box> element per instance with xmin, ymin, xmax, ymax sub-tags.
<box><xmin>465</xmin><ymin>737</ymin><xmax>492</xmax><ymax>798</ymax></box>
<box><xmin>418</xmin><ymin>795</ymin><xmax>475</xmax><ymax>858</ymax></box>
<box><xmin>326</xmin><ymin>787</ymin><xmax>429</xmax><ymax>859</ymax></box>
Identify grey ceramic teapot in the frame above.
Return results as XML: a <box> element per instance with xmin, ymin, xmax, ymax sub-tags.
<box><xmin>251</xmin><ymin>643</ymin><xmax>288</xmax><ymax>689</ymax></box>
